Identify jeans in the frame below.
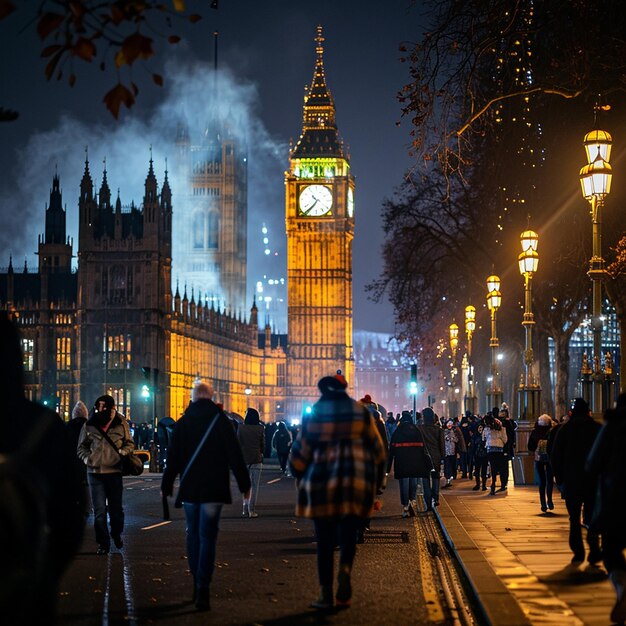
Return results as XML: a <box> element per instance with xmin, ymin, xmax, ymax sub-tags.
<box><xmin>313</xmin><ymin>516</ymin><xmax>360</xmax><ymax>587</ymax></box>
<box><xmin>277</xmin><ymin>453</ymin><xmax>289</xmax><ymax>473</ymax></box>
<box><xmin>88</xmin><ymin>472</ymin><xmax>124</xmax><ymax>548</ymax></box>
<box><xmin>422</xmin><ymin>474</ymin><xmax>440</xmax><ymax>509</ymax></box>
<box><xmin>534</xmin><ymin>461</ymin><xmax>554</xmax><ymax>508</ymax></box>
<box><xmin>398</xmin><ymin>477</ymin><xmax>418</xmax><ymax>506</ymax></box>
<box><xmin>245</xmin><ymin>463</ymin><xmax>262</xmax><ymax>513</ymax></box>
<box><xmin>458</xmin><ymin>451</ymin><xmax>468</xmax><ymax>476</ymax></box>
<box><xmin>487</xmin><ymin>451</ymin><xmax>505</xmax><ymax>490</ymax></box>
<box><xmin>183</xmin><ymin>502</ymin><xmax>223</xmax><ymax>589</ymax></box>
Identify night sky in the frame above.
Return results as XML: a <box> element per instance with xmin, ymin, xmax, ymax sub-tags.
<box><xmin>0</xmin><ymin>1</ymin><xmax>421</xmax><ymax>333</ymax></box>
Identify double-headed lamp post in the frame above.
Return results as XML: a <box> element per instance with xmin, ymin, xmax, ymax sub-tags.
<box><xmin>486</xmin><ymin>275</ymin><xmax>503</xmax><ymax>412</ymax></box>
<box><xmin>579</xmin><ymin>128</ymin><xmax>613</xmax><ymax>415</ymax></box>
<box><xmin>518</xmin><ymin>230</ymin><xmax>541</xmax><ymax>421</ymax></box>
<box><xmin>464</xmin><ymin>305</ymin><xmax>477</xmax><ymax>414</ymax></box>
<box><xmin>449</xmin><ymin>323</ymin><xmax>460</xmax><ymax>417</ymax></box>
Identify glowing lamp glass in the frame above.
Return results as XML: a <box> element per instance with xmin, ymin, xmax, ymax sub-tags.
<box><xmin>486</xmin><ymin>275</ymin><xmax>500</xmax><ymax>293</ymax></box>
<box><xmin>487</xmin><ymin>289</ymin><xmax>502</xmax><ymax>311</ymax></box>
<box><xmin>580</xmin><ymin>159</ymin><xmax>612</xmax><ymax>199</ymax></box>
<box><xmin>449</xmin><ymin>323</ymin><xmax>459</xmax><ymax>340</ymax></box>
<box><xmin>520</xmin><ymin>230</ymin><xmax>538</xmax><ymax>253</ymax></box>
<box><xmin>518</xmin><ymin>248</ymin><xmax>539</xmax><ymax>275</ymax></box>
<box><xmin>583</xmin><ymin>129</ymin><xmax>612</xmax><ymax>164</ymax></box>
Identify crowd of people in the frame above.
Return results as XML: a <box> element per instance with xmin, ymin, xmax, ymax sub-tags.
<box><xmin>2</xmin><ymin>308</ymin><xmax>626</xmax><ymax>623</ymax></box>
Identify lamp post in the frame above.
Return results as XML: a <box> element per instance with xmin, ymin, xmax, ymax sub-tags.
<box><xmin>517</xmin><ymin>229</ymin><xmax>541</xmax><ymax>419</ymax></box>
<box><xmin>579</xmin><ymin>127</ymin><xmax>614</xmax><ymax>415</ymax></box>
<box><xmin>486</xmin><ymin>275</ymin><xmax>503</xmax><ymax>412</ymax></box>
<box><xmin>464</xmin><ymin>305</ymin><xmax>477</xmax><ymax>414</ymax></box>
<box><xmin>244</xmin><ymin>387</ymin><xmax>252</xmax><ymax>410</ymax></box>
<box><xmin>449</xmin><ymin>323</ymin><xmax>460</xmax><ymax>418</ymax></box>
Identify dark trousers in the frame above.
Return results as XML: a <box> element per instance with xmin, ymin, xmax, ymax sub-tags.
<box><xmin>313</xmin><ymin>516</ymin><xmax>360</xmax><ymax>587</ymax></box>
<box><xmin>487</xmin><ymin>451</ymin><xmax>505</xmax><ymax>490</ymax></box>
<box><xmin>277</xmin><ymin>452</ymin><xmax>289</xmax><ymax>473</ymax></box>
<box><xmin>466</xmin><ymin>446</ymin><xmax>476</xmax><ymax>479</ymax></box>
<box><xmin>565</xmin><ymin>492</ymin><xmax>600</xmax><ymax>561</ymax></box>
<box><xmin>603</xmin><ymin>527</ymin><xmax>626</xmax><ymax>573</ymax></box>
<box><xmin>474</xmin><ymin>456</ymin><xmax>488</xmax><ymax>486</ymax></box>
<box><xmin>422</xmin><ymin>474</ymin><xmax>440</xmax><ymax>508</ymax></box>
<box><xmin>88</xmin><ymin>472</ymin><xmax>124</xmax><ymax>548</ymax></box>
<box><xmin>183</xmin><ymin>502</ymin><xmax>223</xmax><ymax>589</ymax></box>
<box><xmin>444</xmin><ymin>454</ymin><xmax>457</xmax><ymax>479</ymax></box>
<box><xmin>534</xmin><ymin>461</ymin><xmax>554</xmax><ymax>508</ymax></box>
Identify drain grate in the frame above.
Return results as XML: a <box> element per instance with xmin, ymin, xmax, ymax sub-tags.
<box><xmin>365</xmin><ymin>529</ymin><xmax>410</xmax><ymax>544</ymax></box>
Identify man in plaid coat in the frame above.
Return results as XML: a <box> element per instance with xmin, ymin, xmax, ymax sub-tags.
<box><xmin>289</xmin><ymin>374</ymin><xmax>386</xmax><ymax>610</ymax></box>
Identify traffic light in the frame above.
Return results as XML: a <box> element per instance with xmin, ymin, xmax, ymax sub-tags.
<box><xmin>409</xmin><ymin>363</ymin><xmax>418</xmax><ymax>395</ymax></box>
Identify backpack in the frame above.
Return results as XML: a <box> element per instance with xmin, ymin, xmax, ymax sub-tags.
<box><xmin>0</xmin><ymin>415</ymin><xmax>53</xmax><ymax>609</ymax></box>
<box><xmin>535</xmin><ymin>438</ymin><xmax>550</xmax><ymax>463</ymax></box>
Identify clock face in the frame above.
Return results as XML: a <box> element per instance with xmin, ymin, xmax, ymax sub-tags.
<box><xmin>299</xmin><ymin>185</ymin><xmax>333</xmax><ymax>216</ymax></box>
<box><xmin>347</xmin><ymin>188</ymin><xmax>354</xmax><ymax>218</ymax></box>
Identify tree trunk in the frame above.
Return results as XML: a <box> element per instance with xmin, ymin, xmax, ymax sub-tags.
<box><xmin>536</xmin><ymin>327</ymin><xmax>554</xmax><ymax>416</ymax></box>
<box><xmin>554</xmin><ymin>333</ymin><xmax>572</xmax><ymax>420</ymax></box>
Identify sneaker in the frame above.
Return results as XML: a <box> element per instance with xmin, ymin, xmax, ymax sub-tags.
<box><xmin>96</xmin><ymin>545</ymin><xmax>109</xmax><ymax>555</ymax></box>
<box><xmin>472</xmin><ymin>484</ymin><xmax>480</xmax><ymax>491</ymax></box>
<box><xmin>588</xmin><ymin>551</ymin><xmax>602</xmax><ymax>566</ymax></box>
<box><xmin>497</xmin><ymin>486</ymin><xmax>507</xmax><ymax>492</ymax></box>
<box><xmin>481</xmin><ymin>485</ymin><xmax>487</xmax><ymax>491</ymax></box>
<box><xmin>336</xmin><ymin>567</ymin><xmax>352</xmax><ymax>608</ymax></box>
<box><xmin>242</xmin><ymin>503</ymin><xmax>249</xmax><ymax>517</ymax></box>
<box><xmin>310</xmin><ymin>586</ymin><xmax>333</xmax><ymax>610</ymax></box>
<box><xmin>547</xmin><ymin>500</ymin><xmax>554</xmax><ymax>510</ymax></box>
<box><xmin>571</xmin><ymin>554</ymin><xmax>585</xmax><ymax>565</ymax></box>
<box><xmin>402</xmin><ymin>507</ymin><xmax>410</xmax><ymax>518</ymax></box>
<box><xmin>112</xmin><ymin>534</ymin><xmax>123</xmax><ymax>549</ymax></box>
<box><xmin>249</xmin><ymin>511</ymin><xmax>259</xmax><ymax>518</ymax></box>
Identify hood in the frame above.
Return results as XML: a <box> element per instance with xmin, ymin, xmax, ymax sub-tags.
<box><xmin>537</xmin><ymin>414</ymin><xmax>552</xmax><ymax>427</ymax></box>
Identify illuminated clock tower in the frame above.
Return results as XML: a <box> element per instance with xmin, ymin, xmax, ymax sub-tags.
<box><xmin>285</xmin><ymin>26</ymin><xmax>355</xmax><ymax>419</ymax></box>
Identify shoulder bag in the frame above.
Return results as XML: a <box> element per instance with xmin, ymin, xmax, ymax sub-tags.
<box><xmin>98</xmin><ymin>427</ymin><xmax>144</xmax><ymax>476</ymax></box>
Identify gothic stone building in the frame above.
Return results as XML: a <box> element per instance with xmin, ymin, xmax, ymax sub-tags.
<box><xmin>0</xmin><ymin>163</ymin><xmax>285</xmax><ymax>423</ymax></box>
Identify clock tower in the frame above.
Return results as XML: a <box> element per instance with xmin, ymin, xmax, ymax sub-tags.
<box><xmin>285</xmin><ymin>26</ymin><xmax>355</xmax><ymax>419</ymax></box>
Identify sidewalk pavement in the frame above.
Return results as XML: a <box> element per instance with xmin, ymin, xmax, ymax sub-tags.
<box><xmin>437</xmin><ymin>474</ymin><xmax>616</xmax><ymax>626</ymax></box>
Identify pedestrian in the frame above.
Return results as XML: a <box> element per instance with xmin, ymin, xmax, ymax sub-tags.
<box><xmin>550</xmin><ymin>398</ymin><xmax>601</xmax><ymax>565</ymax></box>
<box><xmin>482</xmin><ymin>412</ymin><xmax>508</xmax><ymax>495</ymax></box>
<box><xmin>77</xmin><ymin>394</ymin><xmax>135</xmax><ymax>554</ymax></box>
<box><xmin>471</xmin><ymin>422</ymin><xmax>489</xmax><ymax>491</ymax></box>
<box><xmin>237</xmin><ymin>407</ymin><xmax>265</xmax><ymax>518</ymax></box>
<box><xmin>528</xmin><ymin>414</ymin><xmax>555</xmax><ymax>512</ymax></box>
<box><xmin>161</xmin><ymin>381</ymin><xmax>251</xmax><ymax>611</ymax></box>
<box><xmin>388</xmin><ymin>411</ymin><xmax>434</xmax><ymax>516</ymax></box>
<box><xmin>418</xmin><ymin>407</ymin><xmax>445</xmax><ymax>508</ymax></box>
<box><xmin>289</xmin><ymin>375</ymin><xmax>386</xmax><ymax>610</ymax></box>
<box><xmin>458</xmin><ymin>413</ymin><xmax>472</xmax><ymax>477</ymax></box>
<box><xmin>272</xmin><ymin>421</ymin><xmax>293</xmax><ymax>475</ymax></box>
<box><xmin>385</xmin><ymin>411</ymin><xmax>397</xmax><ymax>444</ymax></box>
<box><xmin>586</xmin><ymin>393</ymin><xmax>626</xmax><ymax>623</ymax></box>
<box><xmin>442</xmin><ymin>420</ymin><xmax>460</xmax><ymax>487</ymax></box>
<box><xmin>0</xmin><ymin>312</ymin><xmax>84</xmax><ymax>625</ymax></box>
<box><xmin>66</xmin><ymin>400</ymin><xmax>90</xmax><ymax>516</ymax></box>
<box><xmin>500</xmin><ymin>408</ymin><xmax>517</xmax><ymax>490</ymax></box>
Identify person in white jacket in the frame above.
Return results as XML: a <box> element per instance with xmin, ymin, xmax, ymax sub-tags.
<box><xmin>482</xmin><ymin>413</ymin><xmax>508</xmax><ymax>495</ymax></box>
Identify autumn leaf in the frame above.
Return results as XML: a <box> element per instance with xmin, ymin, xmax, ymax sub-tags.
<box><xmin>188</xmin><ymin>14</ymin><xmax>202</xmax><ymax>23</ymax></box>
<box><xmin>41</xmin><ymin>44</ymin><xmax>64</xmax><ymax>58</ymax></box>
<box><xmin>172</xmin><ymin>0</ymin><xmax>185</xmax><ymax>11</ymax></box>
<box><xmin>73</xmin><ymin>37</ymin><xmax>97</xmax><ymax>61</ymax></box>
<box><xmin>44</xmin><ymin>51</ymin><xmax>63</xmax><ymax>80</ymax></box>
<box><xmin>110</xmin><ymin>3</ymin><xmax>124</xmax><ymax>25</ymax></box>
<box><xmin>37</xmin><ymin>12</ymin><xmax>65</xmax><ymax>39</ymax></box>
<box><xmin>152</xmin><ymin>73</ymin><xmax>163</xmax><ymax>86</ymax></box>
<box><xmin>120</xmin><ymin>32</ymin><xmax>154</xmax><ymax>65</ymax></box>
<box><xmin>103</xmin><ymin>83</ymin><xmax>135</xmax><ymax>118</ymax></box>
<box><xmin>0</xmin><ymin>0</ymin><xmax>16</xmax><ymax>21</ymax></box>
<box><xmin>168</xmin><ymin>35</ymin><xmax>181</xmax><ymax>44</ymax></box>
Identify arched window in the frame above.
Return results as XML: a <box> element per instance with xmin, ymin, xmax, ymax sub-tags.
<box><xmin>193</xmin><ymin>213</ymin><xmax>204</xmax><ymax>248</ymax></box>
<box><xmin>207</xmin><ymin>211</ymin><xmax>219</xmax><ymax>249</ymax></box>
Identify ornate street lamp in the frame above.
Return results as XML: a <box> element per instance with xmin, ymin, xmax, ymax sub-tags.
<box><xmin>449</xmin><ymin>323</ymin><xmax>460</xmax><ymax>418</ymax></box>
<box><xmin>486</xmin><ymin>275</ymin><xmax>503</xmax><ymax>411</ymax></box>
<box><xmin>464</xmin><ymin>305</ymin><xmax>477</xmax><ymax>414</ymax></box>
<box><xmin>579</xmin><ymin>126</ymin><xmax>614</xmax><ymax>414</ymax></box>
<box><xmin>518</xmin><ymin>230</ymin><xmax>541</xmax><ymax>421</ymax></box>
<box><xmin>449</xmin><ymin>323</ymin><xmax>459</xmax><ymax>358</ymax></box>
<box><xmin>244</xmin><ymin>386</ymin><xmax>252</xmax><ymax>409</ymax></box>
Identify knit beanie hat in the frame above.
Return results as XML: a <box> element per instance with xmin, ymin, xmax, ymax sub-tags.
<box><xmin>72</xmin><ymin>400</ymin><xmax>88</xmax><ymax>420</ymax></box>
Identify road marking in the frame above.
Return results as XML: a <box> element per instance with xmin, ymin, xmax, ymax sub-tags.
<box><xmin>141</xmin><ymin>521</ymin><xmax>172</xmax><ymax>530</ymax></box>
<box><xmin>121</xmin><ymin>553</ymin><xmax>138</xmax><ymax>625</ymax></box>
<box><xmin>266</xmin><ymin>478</ymin><xmax>281</xmax><ymax>484</ymax></box>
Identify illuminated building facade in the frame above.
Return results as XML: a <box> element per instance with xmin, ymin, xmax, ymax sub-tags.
<box><xmin>285</xmin><ymin>26</ymin><xmax>355</xmax><ymax>418</ymax></box>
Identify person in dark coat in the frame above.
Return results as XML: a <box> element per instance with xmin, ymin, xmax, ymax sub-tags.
<box><xmin>388</xmin><ymin>412</ymin><xmax>434</xmax><ymax>515</ymax></box>
<box><xmin>237</xmin><ymin>407</ymin><xmax>265</xmax><ymax>517</ymax></box>
<box><xmin>272</xmin><ymin>421</ymin><xmax>293</xmax><ymax>474</ymax></box>
<box><xmin>550</xmin><ymin>398</ymin><xmax>601</xmax><ymax>565</ymax></box>
<box><xmin>528</xmin><ymin>414</ymin><xmax>555</xmax><ymax>512</ymax></box>
<box><xmin>289</xmin><ymin>375</ymin><xmax>386</xmax><ymax>610</ymax></box>
<box><xmin>66</xmin><ymin>400</ymin><xmax>90</xmax><ymax>516</ymax></box>
<box><xmin>419</xmin><ymin>407</ymin><xmax>445</xmax><ymax>508</ymax></box>
<box><xmin>471</xmin><ymin>422</ymin><xmax>489</xmax><ymax>491</ymax></box>
<box><xmin>500</xmin><ymin>408</ymin><xmax>517</xmax><ymax>490</ymax></box>
<box><xmin>0</xmin><ymin>312</ymin><xmax>84</xmax><ymax>625</ymax></box>
<box><xmin>161</xmin><ymin>382</ymin><xmax>251</xmax><ymax>611</ymax></box>
<box><xmin>587</xmin><ymin>393</ymin><xmax>626</xmax><ymax>623</ymax></box>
